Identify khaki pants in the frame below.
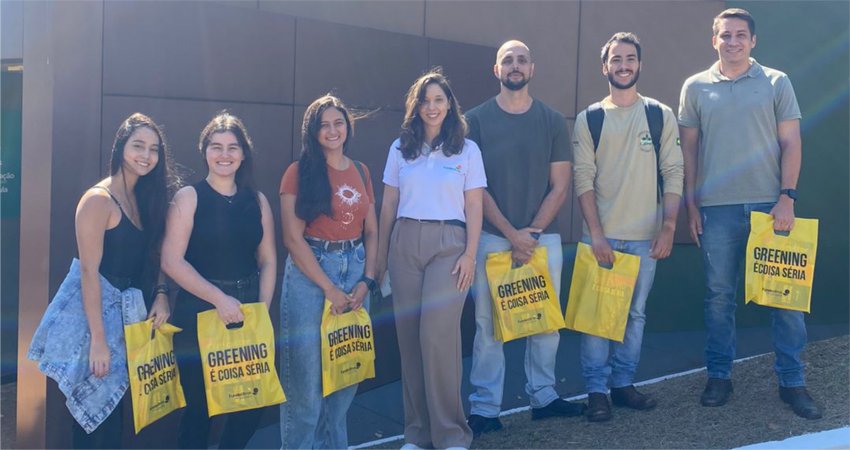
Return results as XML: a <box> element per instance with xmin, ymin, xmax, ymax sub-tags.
<box><xmin>389</xmin><ymin>219</ymin><xmax>473</xmax><ymax>449</ymax></box>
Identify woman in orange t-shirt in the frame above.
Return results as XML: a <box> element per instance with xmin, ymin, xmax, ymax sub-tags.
<box><xmin>278</xmin><ymin>95</ymin><xmax>378</xmax><ymax>449</ymax></box>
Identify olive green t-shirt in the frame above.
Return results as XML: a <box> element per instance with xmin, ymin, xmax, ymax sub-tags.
<box><xmin>678</xmin><ymin>59</ymin><xmax>801</xmax><ymax>207</ymax></box>
<box><xmin>465</xmin><ymin>97</ymin><xmax>572</xmax><ymax>236</ymax></box>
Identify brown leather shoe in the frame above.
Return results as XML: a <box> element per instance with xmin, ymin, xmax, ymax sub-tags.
<box><xmin>585</xmin><ymin>393</ymin><xmax>612</xmax><ymax>422</ymax></box>
<box><xmin>610</xmin><ymin>385</ymin><xmax>657</xmax><ymax>410</ymax></box>
<box><xmin>779</xmin><ymin>386</ymin><xmax>822</xmax><ymax>420</ymax></box>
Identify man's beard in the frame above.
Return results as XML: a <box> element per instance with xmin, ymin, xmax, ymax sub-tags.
<box><xmin>501</xmin><ymin>72</ymin><xmax>530</xmax><ymax>91</ymax></box>
<box><xmin>608</xmin><ymin>68</ymin><xmax>640</xmax><ymax>90</ymax></box>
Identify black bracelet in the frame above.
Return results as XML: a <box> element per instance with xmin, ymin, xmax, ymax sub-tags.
<box><xmin>153</xmin><ymin>284</ymin><xmax>170</xmax><ymax>296</ymax></box>
<box><xmin>359</xmin><ymin>276</ymin><xmax>377</xmax><ymax>292</ymax></box>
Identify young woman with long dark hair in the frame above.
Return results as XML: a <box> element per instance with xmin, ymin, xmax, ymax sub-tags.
<box><xmin>279</xmin><ymin>95</ymin><xmax>378</xmax><ymax>449</ymax></box>
<box><xmin>161</xmin><ymin>112</ymin><xmax>277</xmax><ymax>449</ymax></box>
<box><xmin>29</xmin><ymin>113</ymin><xmax>175</xmax><ymax>448</ymax></box>
<box><xmin>376</xmin><ymin>71</ymin><xmax>486</xmax><ymax>450</ymax></box>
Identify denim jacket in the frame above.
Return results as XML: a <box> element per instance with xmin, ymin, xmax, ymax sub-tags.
<box><xmin>28</xmin><ymin>259</ymin><xmax>147</xmax><ymax>433</ymax></box>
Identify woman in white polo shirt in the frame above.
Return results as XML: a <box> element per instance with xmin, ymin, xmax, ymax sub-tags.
<box><xmin>376</xmin><ymin>70</ymin><xmax>486</xmax><ymax>450</ymax></box>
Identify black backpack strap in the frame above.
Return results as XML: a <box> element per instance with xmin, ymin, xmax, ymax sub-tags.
<box><xmin>585</xmin><ymin>102</ymin><xmax>605</xmax><ymax>152</ymax></box>
<box><xmin>352</xmin><ymin>159</ymin><xmax>368</xmax><ymax>187</ymax></box>
<box><xmin>643</xmin><ymin>98</ymin><xmax>665</xmax><ymax>202</ymax></box>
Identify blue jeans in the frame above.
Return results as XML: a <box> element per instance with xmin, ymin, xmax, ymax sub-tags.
<box><xmin>701</xmin><ymin>203</ymin><xmax>807</xmax><ymax>387</ymax></box>
<box><xmin>469</xmin><ymin>232</ymin><xmax>562</xmax><ymax>417</ymax></box>
<box><xmin>579</xmin><ymin>239</ymin><xmax>657</xmax><ymax>393</ymax></box>
<box><xmin>280</xmin><ymin>242</ymin><xmax>367</xmax><ymax>449</ymax></box>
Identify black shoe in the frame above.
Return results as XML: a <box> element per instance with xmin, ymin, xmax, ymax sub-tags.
<box><xmin>779</xmin><ymin>386</ymin><xmax>822</xmax><ymax>420</ymax></box>
<box><xmin>585</xmin><ymin>393</ymin><xmax>612</xmax><ymax>422</ymax></box>
<box><xmin>531</xmin><ymin>398</ymin><xmax>587</xmax><ymax>420</ymax></box>
<box><xmin>610</xmin><ymin>385</ymin><xmax>657</xmax><ymax>410</ymax></box>
<box><xmin>467</xmin><ymin>414</ymin><xmax>503</xmax><ymax>438</ymax></box>
<box><xmin>700</xmin><ymin>378</ymin><xmax>733</xmax><ymax>407</ymax></box>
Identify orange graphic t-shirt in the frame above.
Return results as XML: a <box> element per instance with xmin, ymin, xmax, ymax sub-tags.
<box><xmin>280</xmin><ymin>161</ymin><xmax>375</xmax><ymax>241</ymax></box>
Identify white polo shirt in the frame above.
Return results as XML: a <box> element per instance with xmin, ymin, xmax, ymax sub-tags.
<box><xmin>383</xmin><ymin>138</ymin><xmax>487</xmax><ymax>222</ymax></box>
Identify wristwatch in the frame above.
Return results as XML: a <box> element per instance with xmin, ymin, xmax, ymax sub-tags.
<box><xmin>780</xmin><ymin>189</ymin><xmax>797</xmax><ymax>202</ymax></box>
<box><xmin>360</xmin><ymin>276</ymin><xmax>377</xmax><ymax>292</ymax></box>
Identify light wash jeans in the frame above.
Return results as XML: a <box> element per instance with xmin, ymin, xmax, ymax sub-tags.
<box><xmin>579</xmin><ymin>238</ymin><xmax>657</xmax><ymax>393</ymax></box>
<box><xmin>280</xmin><ymin>242</ymin><xmax>368</xmax><ymax>449</ymax></box>
<box><xmin>469</xmin><ymin>232</ymin><xmax>562</xmax><ymax>417</ymax></box>
<box><xmin>700</xmin><ymin>203</ymin><xmax>807</xmax><ymax>387</ymax></box>
<box><xmin>28</xmin><ymin>258</ymin><xmax>147</xmax><ymax>433</ymax></box>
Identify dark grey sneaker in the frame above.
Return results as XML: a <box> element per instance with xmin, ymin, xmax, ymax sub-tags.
<box><xmin>531</xmin><ymin>398</ymin><xmax>587</xmax><ymax>420</ymax></box>
<box><xmin>467</xmin><ymin>414</ymin><xmax>503</xmax><ymax>438</ymax></box>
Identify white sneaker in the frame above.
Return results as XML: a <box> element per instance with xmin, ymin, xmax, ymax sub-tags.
<box><xmin>444</xmin><ymin>447</ymin><xmax>468</xmax><ymax>450</ymax></box>
<box><xmin>400</xmin><ymin>444</ymin><xmax>424</xmax><ymax>450</ymax></box>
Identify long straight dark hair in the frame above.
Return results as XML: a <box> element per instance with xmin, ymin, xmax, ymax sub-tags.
<box><xmin>295</xmin><ymin>95</ymin><xmax>355</xmax><ymax>224</ymax></box>
<box><xmin>109</xmin><ymin>113</ymin><xmax>177</xmax><ymax>297</ymax></box>
<box><xmin>198</xmin><ymin>111</ymin><xmax>257</xmax><ymax>200</ymax></box>
<box><xmin>397</xmin><ymin>69</ymin><xmax>467</xmax><ymax>161</ymax></box>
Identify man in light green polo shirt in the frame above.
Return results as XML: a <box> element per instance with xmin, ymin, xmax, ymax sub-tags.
<box><xmin>678</xmin><ymin>8</ymin><xmax>820</xmax><ymax>420</ymax></box>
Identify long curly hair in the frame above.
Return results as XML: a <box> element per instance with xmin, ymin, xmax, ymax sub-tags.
<box><xmin>397</xmin><ymin>69</ymin><xmax>467</xmax><ymax>161</ymax></box>
<box><xmin>295</xmin><ymin>95</ymin><xmax>355</xmax><ymax>224</ymax></box>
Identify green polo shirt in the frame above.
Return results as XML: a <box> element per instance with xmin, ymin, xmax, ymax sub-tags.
<box><xmin>678</xmin><ymin>58</ymin><xmax>801</xmax><ymax>207</ymax></box>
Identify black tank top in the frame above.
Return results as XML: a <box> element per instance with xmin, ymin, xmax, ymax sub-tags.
<box><xmin>173</xmin><ymin>181</ymin><xmax>263</xmax><ymax>328</ymax></box>
<box><xmin>94</xmin><ymin>186</ymin><xmax>147</xmax><ymax>289</ymax></box>
<box><xmin>184</xmin><ymin>180</ymin><xmax>263</xmax><ymax>280</ymax></box>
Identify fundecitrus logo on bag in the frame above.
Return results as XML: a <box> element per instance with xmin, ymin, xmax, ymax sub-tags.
<box><xmin>147</xmin><ymin>394</ymin><xmax>171</xmax><ymax>412</ymax></box>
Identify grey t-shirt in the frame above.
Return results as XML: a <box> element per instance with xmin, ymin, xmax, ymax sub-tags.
<box><xmin>466</xmin><ymin>97</ymin><xmax>572</xmax><ymax>236</ymax></box>
<box><xmin>678</xmin><ymin>59</ymin><xmax>801</xmax><ymax>207</ymax></box>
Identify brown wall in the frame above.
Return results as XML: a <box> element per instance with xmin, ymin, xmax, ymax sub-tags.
<box><xmin>17</xmin><ymin>1</ymin><xmax>719</xmax><ymax>447</ymax></box>
<box><xmin>236</xmin><ymin>0</ymin><xmax>725</xmax><ymax>242</ymax></box>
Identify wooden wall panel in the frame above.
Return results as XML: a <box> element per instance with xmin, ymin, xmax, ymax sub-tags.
<box><xmin>103</xmin><ymin>1</ymin><xmax>295</xmax><ymax>104</ymax></box>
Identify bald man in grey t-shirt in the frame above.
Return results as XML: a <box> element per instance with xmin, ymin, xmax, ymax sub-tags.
<box><xmin>465</xmin><ymin>40</ymin><xmax>585</xmax><ymax>439</ymax></box>
<box><xmin>678</xmin><ymin>8</ymin><xmax>820</xmax><ymax>420</ymax></box>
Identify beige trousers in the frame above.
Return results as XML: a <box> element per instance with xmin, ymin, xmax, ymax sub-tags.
<box><xmin>388</xmin><ymin>219</ymin><xmax>473</xmax><ymax>449</ymax></box>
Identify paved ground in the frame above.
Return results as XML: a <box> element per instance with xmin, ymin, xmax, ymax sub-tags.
<box><xmin>248</xmin><ymin>323</ymin><xmax>849</xmax><ymax>448</ymax></box>
<box><xmin>3</xmin><ymin>323</ymin><xmax>847</xmax><ymax>449</ymax></box>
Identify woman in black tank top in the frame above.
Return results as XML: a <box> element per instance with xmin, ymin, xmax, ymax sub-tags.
<box><xmin>60</xmin><ymin>113</ymin><xmax>175</xmax><ymax>448</ymax></box>
<box><xmin>161</xmin><ymin>112</ymin><xmax>277</xmax><ymax>449</ymax></box>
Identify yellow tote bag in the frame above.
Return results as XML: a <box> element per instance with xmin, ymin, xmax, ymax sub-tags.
<box><xmin>197</xmin><ymin>303</ymin><xmax>286</xmax><ymax>417</ymax></box>
<box><xmin>320</xmin><ymin>301</ymin><xmax>375</xmax><ymax>397</ymax></box>
<box><xmin>564</xmin><ymin>242</ymin><xmax>640</xmax><ymax>342</ymax></box>
<box><xmin>125</xmin><ymin>320</ymin><xmax>186</xmax><ymax>434</ymax></box>
<box><xmin>745</xmin><ymin>212</ymin><xmax>818</xmax><ymax>312</ymax></box>
<box><xmin>485</xmin><ymin>246</ymin><xmax>565</xmax><ymax>343</ymax></box>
